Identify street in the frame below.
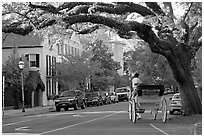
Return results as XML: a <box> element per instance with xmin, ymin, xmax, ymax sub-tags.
<box><xmin>2</xmin><ymin>101</ymin><xmax>194</xmax><ymax>135</ymax></box>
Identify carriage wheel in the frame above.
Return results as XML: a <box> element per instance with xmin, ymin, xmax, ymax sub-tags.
<box><xmin>161</xmin><ymin>98</ymin><xmax>167</xmax><ymax>123</ymax></box>
<box><xmin>132</xmin><ymin>99</ymin><xmax>137</xmax><ymax>123</ymax></box>
<box><xmin>153</xmin><ymin>113</ymin><xmax>157</xmax><ymax>120</ymax></box>
<box><xmin>129</xmin><ymin>101</ymin><xmax>132</xmax><ymax>121</ymax></box>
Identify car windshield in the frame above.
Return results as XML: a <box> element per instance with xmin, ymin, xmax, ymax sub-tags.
<box><xmin>91</xmin><ymin>93</ymin><xmax>99</xmax><ymax>97</ymax></box>
<box><xmin>60</xmin><ymin>91</ymin><xmax>75</xmax><ymax>97</ymax></box>
<box><xmin>173</xmin><ymin>94</ymin><xmax>180</xmax><ymax>99</ymax></box>
<box><xmin>115</xmin><ymin>88</ymin><xmax>128</xmax><ymax>93</ymax></box>
<box><xmin>102</xmin><ymin>93</ymin><xmax>107</xmax><ymax>96</ymax></box>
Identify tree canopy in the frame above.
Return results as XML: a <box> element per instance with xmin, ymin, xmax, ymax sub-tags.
<box><xmin>124</xmin><ymin>42</ymin><xmax>175</xmax><ymax>86</ymax></box>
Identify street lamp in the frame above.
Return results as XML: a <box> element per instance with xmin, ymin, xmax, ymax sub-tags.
<box><xmin>18</xmin><ymin>60</ymin><xmax>25</xmax><ymax>112</ymax></box>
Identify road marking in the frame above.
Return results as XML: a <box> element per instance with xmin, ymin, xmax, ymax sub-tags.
<box><xmin>3</xmin><ymin>111</ymin><xmax>123</xmax><ymax>127</ymax></box>
<box><xmin>40</xmin><ymin>111</ymin><xmax>123</xmax><ymax>135</ymax></box>
<box><xmin>81</xmin><ymin>111</ymin><xmax>126</xmax><ymax>114</ymax></box>
<box><xmin>15</xmin><ymin>126</ymin><xmax>30</xmax><ymax>131</ymax></box>
<box><xmin>150</xmin><ymin>124</ymin><xmax>169</xmax><ymax>135</ymax></box>
<box><xmin>3</xmin><ymin>133</ymin><xmax>39</xmax><ymax>135</ymax></box>
<box><xmin>2</xmin><ymin>119</ymin><xmax>33</xmax><ymax>126</ymax></box>
<box><xmin>73</xmin><ymin>114</ymin><xmax>84</xmax><ymax>117</ymax></box>
<box><xmin>23</xmin><ymin>112</ymin><xmax>75</xmax><ymax>118</ymax></box>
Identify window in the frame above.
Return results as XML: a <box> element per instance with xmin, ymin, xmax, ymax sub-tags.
<box><xmin>52</xmin><ymin>79</ymin><xmax>56</xmax><ymax>94</ymax></box>
<box><xmin>71</xmin><ymin>47</ymin><xmax>74</xmax><ymax>55</ymax></box>
<box><xmin>58</xmin><ymin>44</ymin><xmax>63</xmax><ymax>55</ymax></box>
<box><xmin>52</xmin><ymin>56</ymin><xmax>56</xmax><ymax>76</ymax></box>
<box><xmin>46</xmin><ymin>78</ymin><xmax>51</xmax><ymax>97</ymax></box>
<box><xmin>49</xmin><ymin>56</ymin><xmax>51</xmax><ymax>76</ymax></box>
<box><xmin>46</xmin><ymin>55</ymin><xmax>49</xmax><ymax>76</ymax></box>
<box><xmin>68</xmin><ymin>45</ymin><xmax>70</xmax><ymax>54</ymax></box>
<box><xmin>25</xmin><ymin>54</ymin><xmax>40</xmax><ymax>68</ymax></box>
<box><xmin>74</xmin><ymin>48</ymin><xmax>77</xmax><ymax>56</ymax></box>
<box><xmin>46</xmin><ymin>55</ymin><xmax>52</xmax><ymax>76</ymax></box>
<box><xmin>65</xmin><ymin>44</ymin><xmax>68</xmax><ymax>55</ymax></box>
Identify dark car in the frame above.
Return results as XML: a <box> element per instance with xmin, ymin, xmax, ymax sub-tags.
<box><xmin>101</xmin><ymin>92</ymin><xmax>111</xmax><ymax>105</ymax></box>
<box><xmin>85</xmin><ymin>92</ymin><xmax>103</xmax><ymax>106</ymax></box>
<box><xmin>55</xmin><ymin>90</ymin><xmax>86</xmax><ymax>112</ymax></box>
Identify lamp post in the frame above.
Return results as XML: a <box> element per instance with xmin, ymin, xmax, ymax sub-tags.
<box><xmin>18</xmin><ymin>60</ymin><xmax>25</xmax><ymax>112</ymax></box>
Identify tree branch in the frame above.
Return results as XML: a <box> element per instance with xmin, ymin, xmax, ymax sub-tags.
<box><xmin>2</xmin><ymin>25</ymin><xmax>33</xmax><ymax>36</ymax></box>
<box><xmin>66</xmin><ymin>5</ymin><xmax>90</xmax><ymax>16</ymax></box>
<box><xmin>63</xmin><ymin>14</ymin><xmax>131</xmax><ymax>33</ymax></box>
<box><xmin>62</xmin><ymin>14</ymin><xmax>171</xmax><ymax>55</ymax></box>
<box><xmin>28</xmin><ymin>2</ymin><xmax>62</xmax><ymax>14</ymax></box>
<box><xmin>163</xmin><ymin>2</ymin><xmax>175</xmax><ymax>25</ymax></box>
<box><xmin>2</xmin><ymin>33</ymin><xmax>10</xmax><ymax>43</ymax></box>
<box><xmin>57</xmin><ymin>2</ymin><xmax>94</xmax><ymax>11</ymax></box>
<box><xmin>90</xmin><ymin>2</ymin><xmax>156</xmax><ymax>16</ymax></box>
<box><xmin>182</xmin><ymin>3</ymin><xmax>193</xmax><ymax>22</ymax></box>
<box><xmin>78</xmin><ymin>25</ymin><xmax>99</xmax><ymax>34</ymax></box>
<box><xmin>145</xmin><ymin>2</ymin><xmax>165</xmax><ymax>15</ymax></box>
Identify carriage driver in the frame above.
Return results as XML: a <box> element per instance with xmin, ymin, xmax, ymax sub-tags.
<box><xmin>131</xmin><ymin>73</ymin><xmax>142</xmax><ymax>119</ymax></box>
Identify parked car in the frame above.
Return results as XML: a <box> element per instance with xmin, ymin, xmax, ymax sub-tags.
<box><xmin>85</xmin><ymin>92</ymin><xmax>103</xmax><ymax>106</ymax></box>
<box><xmin>101</xmin><ymin>92</ymin><xmax>112</xmax><ymax>105</ymax></box>
<box><xmin>115</xmin><ymin>87</ymin><xmax>130</xmax><ymax>102</ymax></box>
<box><xmin>110</xmin><ymin>92</ymin><xmax>119</xmax><ymax>103</ymax></box>
<box><xmin>169</xmin><ymin>93</ymin><xmax>182</xmax><ymax>114</ymax></box>
<box><xmin>54</xmin><ymin>90</ymin><xmax>86</xmax><ymax>112</ymax></box>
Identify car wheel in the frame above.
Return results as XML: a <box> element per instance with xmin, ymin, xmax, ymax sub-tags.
<box><xmin>81</xmin><ymin>101</ymin><xmax>86</xmax><ymax>109</ymax></box>
<box><xmin>97</xmin><ymin>101</ymin><xmax>100</xmax><ymax>106</ymax></box>
<box><xmin>74</xmin><ymin>102</ymin><xmax>79</xmax><ymax>110</ymax></box>
<box><xmin>64</xmin><ymin>107</ymin><xmax>69</xmax><ymax>111</ymax></box>
<box><xmin>56</xmin><ymin>107</ymin><xmax>61</xmax><ymax>112</ymax></box>
<box><xmin>169</xmin><ymin>110</ymin><xmax>174</xmax><ymax>115</ymax></box>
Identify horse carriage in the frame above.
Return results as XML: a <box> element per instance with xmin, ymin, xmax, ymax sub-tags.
<box><xmin>128</xmin><ymin>85</ymin><xmax>167</xmax><ymax>123</ymax></box>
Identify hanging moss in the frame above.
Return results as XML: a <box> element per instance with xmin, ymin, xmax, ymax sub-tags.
<box><xmin>25</xmin><ymin>71</ymin><xmax>45</xmax><ymax>92</ymax></box>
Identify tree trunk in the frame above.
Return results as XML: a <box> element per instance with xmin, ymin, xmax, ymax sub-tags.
<box><xmin>165</xmin><ymin>44</ymin><xmax>202</xmax><ymax>115</ymax></box>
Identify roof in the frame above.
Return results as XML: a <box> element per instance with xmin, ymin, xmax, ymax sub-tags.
<box><xmin>70</xmin><ymin>32</ymin><xmax>81</xmax><ymax>44</ymax></box>
<box><xmin>2</xmin><ymin>32</ymin><xmax>43</xmax><ymax>48</ymax></box>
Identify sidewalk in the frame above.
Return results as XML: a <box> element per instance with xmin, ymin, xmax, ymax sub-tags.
<box><xmin>193</xmin><ymin>122</ymin><xmax>202</xmax><ymax>135</ymax></box>
<box><xmin>2</xmin><ymin>105</ymin><xmax>55</xmax><ymax>119</ymax></box>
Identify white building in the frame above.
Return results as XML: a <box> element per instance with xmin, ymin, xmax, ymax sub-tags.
<box><xmin>108</xmin><ymin>34</ymin><xmax>126</xmax><ymax>76</ymax></box>
<box><xmin>2</xmin><ymin>32</ymin><xmax>83</xmax><ymax>107</ymax></box>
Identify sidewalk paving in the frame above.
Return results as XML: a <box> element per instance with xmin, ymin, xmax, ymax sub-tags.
<box><xmin>2</xmin><ymin>105</ymin><xmax>202</xmax><ymax>135</ymax></box>
<box><xmin>2</xmin><ymin>105</ymin><xmax>55</xmax><ymax>119</ymax></box>
<box><xmin>193</xmin><ymin>122</ymin><xmax>202</xmax><ymax>135</ymax></box>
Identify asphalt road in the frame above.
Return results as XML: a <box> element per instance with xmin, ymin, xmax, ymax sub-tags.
<box><xmin>2</xmin><ymin>101</ymin><xmax>194</xmax><ymax>135</ymax></box>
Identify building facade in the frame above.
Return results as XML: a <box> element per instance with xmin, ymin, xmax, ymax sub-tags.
<box><xmin>2</xmin><ymin>32</ymin><xmax>84</xmax><ymax>107</ymax></box>
<box><xmin>2</xmin><ymin>33</ymin><xmax>58</xmax><ymax>106</ymax></box>
<box><xmin>57</xmin><ymin>32</ymin><xmax>83</xmax><ymax>62</ymax></box>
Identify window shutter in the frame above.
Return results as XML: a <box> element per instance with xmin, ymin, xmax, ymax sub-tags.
<box><xmin>36</xmin><ymin>54</ymin><xmax>40</xmax><ymax>68</ymax></box>
<box><xmin>46</xmin><ymin>55</ymin><xmax>48</xmax><ymax>76</ymax></box>
<box><xmin>25</xmin><ymin>54</ymin><xmax>29</xmax><ymax>61</ymax></box>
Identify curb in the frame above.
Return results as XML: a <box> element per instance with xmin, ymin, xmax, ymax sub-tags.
<box><xmin>193</xmin><ymin>122</ymin><xmax>202</xmax><ymax>135</ymax></box>
<box><xmin>2</xmin><ymin>106</ymin><xmax>55</xmax><ymax>119</ymax></box>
